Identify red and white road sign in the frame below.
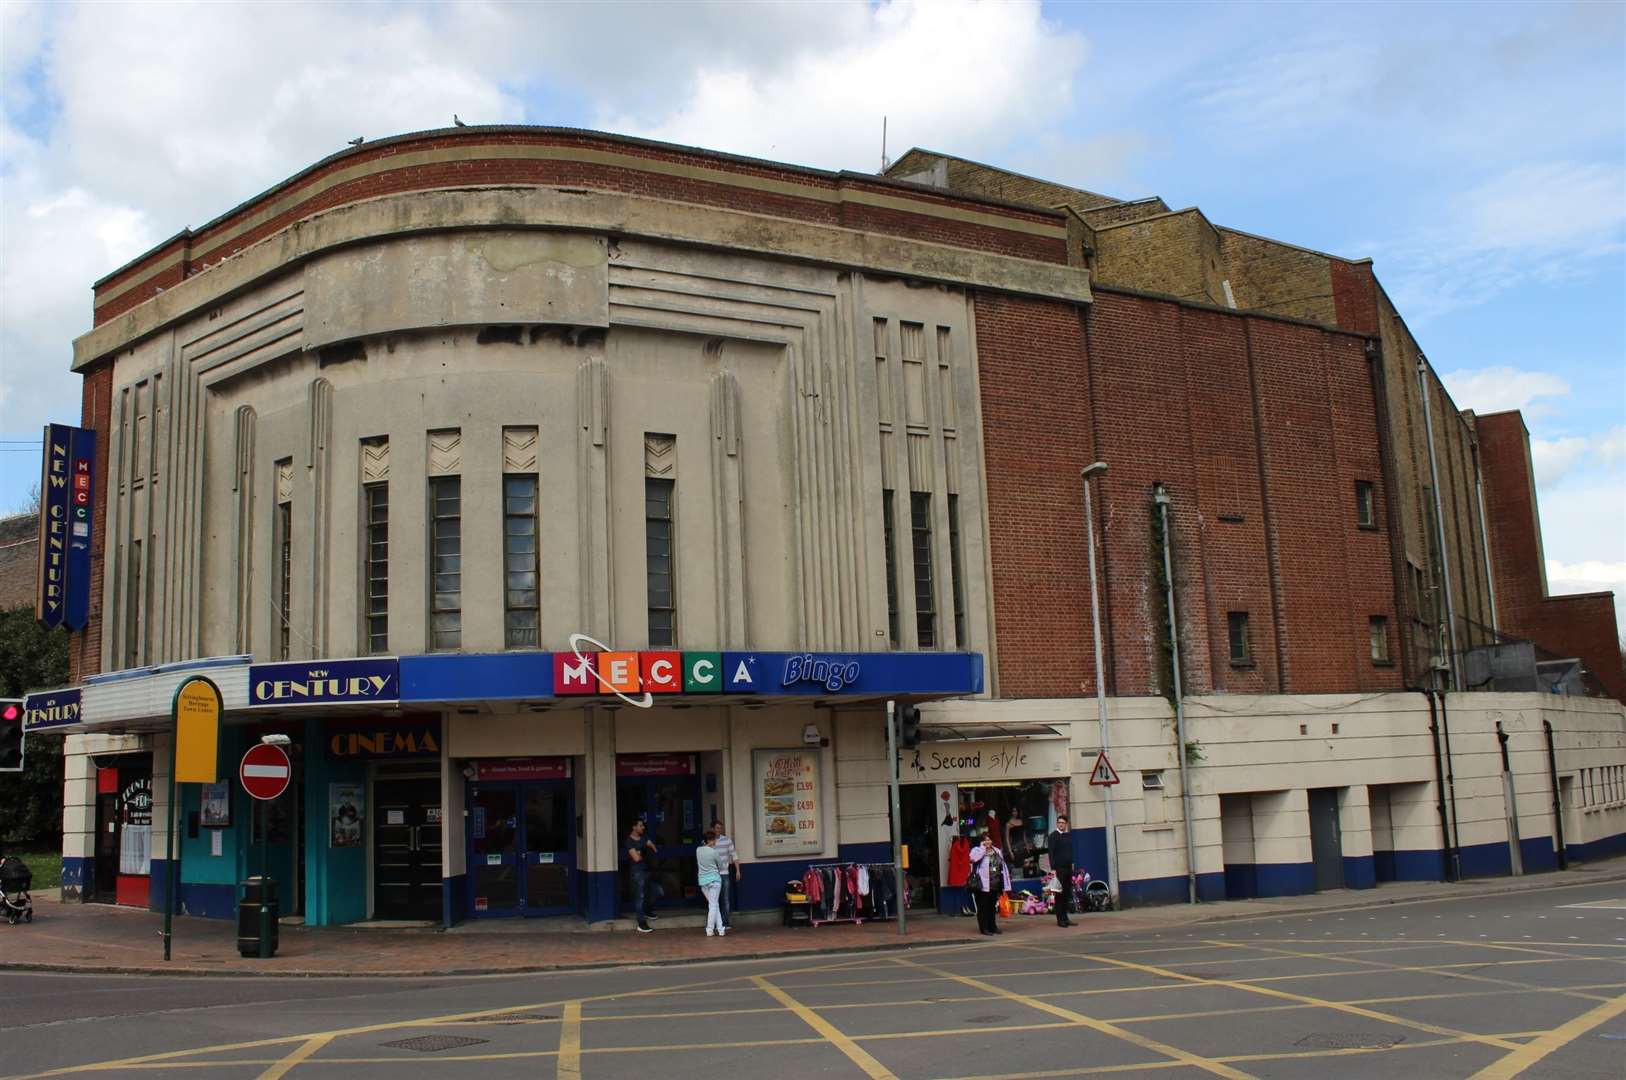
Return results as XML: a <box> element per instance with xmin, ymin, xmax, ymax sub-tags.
<box><xmin>1088</xmin><ymin>751</ymin><xmax>1120</xmax><ymax>786</ymax></box>
<box><xmin>239</xmin><ymin>743</ymin><xmax>291</xmax><ymax>801</ymax></box>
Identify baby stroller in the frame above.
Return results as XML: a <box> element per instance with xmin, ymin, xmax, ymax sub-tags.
<box><xmin>1</xmin><ymin>855</ymin><xmax>34</xmax><ymax>924</ymax></box>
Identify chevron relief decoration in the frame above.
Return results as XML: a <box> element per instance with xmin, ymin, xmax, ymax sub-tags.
<box><xmin>276</xmin><ymin>458</ymin><xmax>294</xmax><ymax>504</ymax></box>
<box><xmin>427</xmin><ymin>429</ymin><xmax>462</xmax><ymax>476</ymax></box>
<box><xmin>645</xmin><ymin>433</ymin><xmax>676</xmax><ymax>478</ymax></box>
<box><xmin>361</xmin><ymin>437</ymin><xmax>390</xmax><ymax>483</ymax></box>
<box><xmin>503</xmin><ymin>426</ymin><xmax>539</xmax><ymax>472</ymax></box>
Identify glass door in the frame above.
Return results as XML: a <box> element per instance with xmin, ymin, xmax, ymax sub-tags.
<box><xmin>523</xmin><ymin>784</ymin><xmax>574</xmax><ymax>915</ymax></box>
<box><xmin>468</xmin><ymin>785</ymin><xmax>520</xmax><ymax>916</ymax></box>
<box><xmin>616</xmin><ymin>777</ymin><xmax>701</xmax><ymax>908</ymax></box>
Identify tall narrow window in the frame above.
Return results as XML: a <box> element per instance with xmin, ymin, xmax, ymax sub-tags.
<box><xmin>1369</xmin><ymin>615</ymin><xmax>1391</xmax><ymax>664</ymax></box>
<box><xmin>911</xmin><ymin>491</ymin><xmax>936</xmax><ymax>649</ymax></box>
<box><xmin>882</xmin><ymin>489</ymin><xmax>899</xmax><ymax>647</ymax></box>
<box><xmin>504</xmin><ymin>474</ymin><xmax>539</xmax><ymax>647</ymax></box>
<box><xmin>429</xmin><ymin>475</ymin><xmax>462</xmax><ymax>650</ymax></box>
<box><xmin>1227</xmin><ymin>611</ymin><xmax>1251</xmax><ymax>666</ymax></box>
<box><xmin>645</xmin><ymin>477</ymin><xmax>675</xmax><ymax>647</ymax></box>
<box><xmin>125</xmin><ymin>540</ymin><xmax>143</xmax><ymax>669</ymax></box>
<box><xmin>275</xmin><ymin>458</ymin><xmax>293</xmax><ymax>660</ymax></box>
<box><xmin>363</xmin><ymin>482</ymin><xmax>389</xmax><ymax>653</ymax></box>
<box><xmin>1355</xmin><ymin>480</ymin><xmax>1376</xmax><ymax>529</ymax></box>
<box><xmin>947</xmin><ymin>494</ymin><xmax>967</xmax><ymax>648</ymax></box>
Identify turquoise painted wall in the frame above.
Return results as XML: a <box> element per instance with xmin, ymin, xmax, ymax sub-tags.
<box><xmin>178</xmin><ymin>727</ymin><xmax>248</xmax><ymax>889</ymax></box>
<box><xmin>304</xmin><ymin>717</ymin><xmax>370</xmax><ymax>926</ymax></box>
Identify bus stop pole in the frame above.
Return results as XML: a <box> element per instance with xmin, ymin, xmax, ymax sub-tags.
<box><xmin>887</xmin><ymin>699</ymin><xmax>906</xmax><ymax>936</ymax></box>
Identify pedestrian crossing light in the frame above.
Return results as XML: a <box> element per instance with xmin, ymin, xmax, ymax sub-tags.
<box><xmin>0</xmin><ymin>699</ymin><xmax>22</xmax><ymax>772</ymax></box>
<box><xmin>898</xmin><ymin>703</ymin><xmax>922</xmax><ymax>749</ymax></box>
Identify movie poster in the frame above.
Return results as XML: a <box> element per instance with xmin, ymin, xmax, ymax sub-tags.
<box><xmin>329</xmin><ymin>783</ymin><xmax>364</xmax><ymax>848</ymax></box>
<box><xmin>200</xmin><ymin>782</ymin><xmax>231</xmax><ymax>828</ymax></box>
<box><xmin>753</xmin><ymin>749</ymin><xmax>821</xmax><ymax>856</ymax></box>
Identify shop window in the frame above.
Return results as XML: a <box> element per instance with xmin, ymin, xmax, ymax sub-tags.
<box><xmin>948</xmin><ymin>493</ymin><xmax>967</xmax><ymax>647</ymax></box>
<box><xmin>1227</xmin><ymin>611</ymin><xmax>1251</xmax><ymax>666</ymax></box>
<box><xmin>504</xmin><ymin>474</ymin><xmax>539</xmax><ymax>647</ymax></box>
<box><xmin>882</xmin><ymin>489</ymin><xmax>899</xmax><ymax>647</ymax></box>
<box><xmin>954</xmin><ymin>780</ymin><xmax>1067</xmax><ymax>880</ymax></box>
<box><xmin>910</xmin><ymin>491</ymin><xmax>936</xmax><ymax>648</ymax></box>
<box><xmin>645</xmin><ymin>477</ymin><xmax>675</xmax><ymax>647</ymax></box>
<box><xmin>429</xmin><ymin>475</ymin><xmax>462</xmax><ymax>650</ymax></box>
<box><xmin>1356</xmin><ymin>480</ymin><xmax>1377</xmax><ymax>529</ymax></box>
<box><xmin>363</xmin><ymin>481</ymin><xmax>388</xmax><ymax>654</ymax></box>
<box><xmin>1370</xmin><ymin>615</ymin><xmax>1391</xmax><ymax>664</ymax></box>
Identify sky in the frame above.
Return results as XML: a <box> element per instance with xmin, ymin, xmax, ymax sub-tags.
<box><xmin>0</xmin><ymin>0</ymin><xmax>1622</xmax><ymax>624</ymax></box>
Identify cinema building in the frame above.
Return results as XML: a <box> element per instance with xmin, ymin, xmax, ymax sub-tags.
<box><xmin>25</xmin><ymin>126</ymin><xmax>1625</xmax><ymax>928</ymax></box>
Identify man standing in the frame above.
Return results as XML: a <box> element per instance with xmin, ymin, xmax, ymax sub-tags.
<box><xmin>711</xmin><ymin>818</ymin><xmax>740</xmax><ymax>930</ymax></box>
<box><xmin>625</xmin><ymin>819</ymin><xmax>658</xmax><ymax>933</ymax></box>
<box><xmin>1048</xmin><ymin>815</ymin><xmax>1075</xmax><ymax>927</ymax></box>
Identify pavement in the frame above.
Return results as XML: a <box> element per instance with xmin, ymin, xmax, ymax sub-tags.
<box><xmin>3</xmin><ymin>855</ymin><xmax>1624</xmax><ymax>979</ymax></box>
<box><xmin>3</xmin><ymin>871</ymin><xmax>1624</xmax><ymax>1079</ymax></box>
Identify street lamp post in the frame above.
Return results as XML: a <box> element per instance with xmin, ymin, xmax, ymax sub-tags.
<box><xmin>1081</xmin><ymin>462</ymin><xmax>1118</xmax><ymax>903</ymax></box>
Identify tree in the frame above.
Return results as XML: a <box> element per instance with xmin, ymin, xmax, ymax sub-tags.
<box><xmin>0</xmin><ymin>605</ymin><xmax>69</xmax><ymax>845</ymax></box>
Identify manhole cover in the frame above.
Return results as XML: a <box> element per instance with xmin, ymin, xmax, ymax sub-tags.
<box><xmin>1295</xmin><ymin>1033</ymin><xmax>1402</xmax><ymax>1050</ymax></box>
<box><xmin>961</xmin><ymin>1014</ymin><xmax>1010</xmax><ymax>1024</ymax></box>
<box><xmin>493</xmin><ymin>1013</ymin><xmax>558</xmax><ymax>1024</ymax></box>
<box><xmin>379</xmin><ymin>1035</ymin><xmax>490</xmax><ymax>1053</ymax></box>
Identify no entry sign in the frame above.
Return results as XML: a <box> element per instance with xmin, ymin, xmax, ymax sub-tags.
<box><xmin>239</xmin><ymin>743</ymin><xmax>291</xmax><ymax>801</ymax></box>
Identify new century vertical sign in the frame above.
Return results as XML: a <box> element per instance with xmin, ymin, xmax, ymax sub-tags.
<box><xmin>37</xmin><ymin>423</ymin><xmax>96</xmax><ymax>630</ymax></box>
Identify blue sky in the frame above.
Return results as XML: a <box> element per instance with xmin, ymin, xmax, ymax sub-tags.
<box><xmin>1</xmin><ymin>0</ymin><xmax>1622</xmax><ymax>616</ymax></box>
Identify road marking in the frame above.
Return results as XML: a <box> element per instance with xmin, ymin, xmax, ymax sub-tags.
<box><xmin>254</xmin><ymin>1036</ymin><xmax>331</xmax><ymax>1080</ymax></box>
<box><xmin>1079</xmin><ymin>946</ymin><xmax>1524</xmax><ymax>1052</ymax></box>
<box><xmin>891</xmin><ymin>958</ymin><xmax>1256</xmax><ymax>1080</ymax></box>
<box><xmin>555</xmin><ymin>1001</ymin><xmax>582</xmax><ymax>1080</ymax></box>
<box><xmin>749</xmin><ymin>976</ymin><xmax>899</xmax><ymax>1079</ymax></box>
<box><xmin>1469</xmin><ymin>990</ymin><xmax>1626</xmax><ymax>1079</ymax></box>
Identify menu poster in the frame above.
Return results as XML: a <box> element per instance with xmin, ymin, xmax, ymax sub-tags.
<box><xmin>753</xmin><ymin>749</ymin><xmax>822</xmax><ymax>856</ymax></box>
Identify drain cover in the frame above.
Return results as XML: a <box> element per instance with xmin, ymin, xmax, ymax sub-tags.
<box><xmin>1295</xmin><ymin>1033</ymin><xmax>1402</xmax><ymax>1050</ymax></box>
<box><xmin>962</xmin><ymin>1014</ymin><xmax>1010</xmax><ymax>1024</ymax></box>
<box><xmin>493</xmin><ymin>1013</ymin><xmax>558</xmax><ymax>1024</ymax></box>
<box><xmin>380</xmin><ymin>1035</ymin><xmax>490</xmax><ymax>1053</ymax></box>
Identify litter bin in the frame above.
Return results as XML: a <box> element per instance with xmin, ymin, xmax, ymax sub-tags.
<box><xmin>237</xmin><ymin>876</ymin><xmax>279</xmax><ymax>957</ymax></box>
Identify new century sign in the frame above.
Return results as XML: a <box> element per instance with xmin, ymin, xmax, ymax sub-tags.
<box><xmin>249</xmin><ymin>659</ymin><xmax>400</xmax><ymax>707</ymax></box>
<box><xmin>36</xmin><ymin>423</ymin><xmax>96</xmax><ymax>631</ymax></box>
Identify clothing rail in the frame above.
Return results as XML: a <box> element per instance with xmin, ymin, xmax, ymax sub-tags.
<box><xmin>799</xmin><ymin>862</ymin><xmax>903</xmax><ymax>927</ymax></box>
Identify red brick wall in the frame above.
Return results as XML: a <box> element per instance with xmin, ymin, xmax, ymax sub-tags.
<box><xmin>1478</xmin><ymin>410</ymin><xmax>1626</xmax><ymax>701</ymax></box>
<box><xmin>1329</xmin><ymin>259</ymin><xmax>1379</xmax><ymax>335</ymax></box>
<box><xmin>979</xmin><ymin>286</ymin><xmax>1404</xmax><ymax>699</ymax></box>
<box><xmin>67</xmin><ymin>361</ymin><xmax>113</xmax><ymax>683</ymax></box>
<box><xmin>94</xmin><ymin>132</ymin><xmax>1068</xmax><ymax>324</ymax></box>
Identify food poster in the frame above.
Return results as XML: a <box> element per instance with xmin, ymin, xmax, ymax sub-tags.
<box><xmin>753</xmin><ymin>749</ymin><xmax>822</xmax><ymax>856</ymax></box>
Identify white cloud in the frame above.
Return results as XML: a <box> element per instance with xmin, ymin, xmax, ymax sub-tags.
<box><xmin>1192</xmin><ymin>37</ymin><xmax>1380</xmax><ymax>137</ymax></box>
<box><xmin>1440</xmin><ymin>365</ymin><xmax>1570</xmax><ymax>416</ymax></box>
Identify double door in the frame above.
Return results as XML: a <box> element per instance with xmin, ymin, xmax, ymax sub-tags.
<box><xmin>374</xmin><ymin>778</ymin><xmax>443</xmax><ymax>920</ymax></box>
<box><xmin>468</xmin><ymin>782</ymin><xmax>574</xmax><ymax>916</ymax></box>
<box><xmin>616</xmin><ymin>776</ymin><xmax>701</xmax><ymax>909</ymax></box>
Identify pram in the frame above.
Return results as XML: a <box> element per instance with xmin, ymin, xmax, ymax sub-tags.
<box><xmin>0</xmin><ymin>855</ymin><xmax>34</xmax><ymax>924</ymax></box>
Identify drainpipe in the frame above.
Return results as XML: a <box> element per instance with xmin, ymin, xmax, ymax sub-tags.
<box><xmin>1418</xmin><ymin>357</ymin><xmax>1462</xmax><ymax>689</ymax></box>
<box><xmin>1424</xmin><ymin>690</ymin><xmax>1459</xmax><ymax>881</ymax></box>
<box><xmin>1154</xmin><ymin>482</ymin><xmax>1199</xmax><ymax>904</ymax></box>
<box><xmin>1471</xmin><ymin>441</ymin><xmax>1499</xmax><ymax>633</ymax></box>
<box><xmin>1543</xmin><ymin>719</ymin><xmax>1568</xmax><ymax>870</ymax></box>
<box><xmin>1439</xmin><ymin>690</ymin><xmax>1464</xmax><ymax>878</ymax></box>
<box><xmin>1496</xmin><ymin>721</ymin><xmax>1523</xmax><ymax>875</ymax></box>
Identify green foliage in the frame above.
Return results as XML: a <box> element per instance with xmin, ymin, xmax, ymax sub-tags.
<box><xmin>0</xmin><ymin>605</ymin><xmax>69</xmax><ymax>846</ymax></box>
<box><xmin>1184</xmin><ymin>739</ymin><xmax>1206</xmax><ymax>765</ymax></box>
<box><xmin>1150</xmin><ymin>504</ymin><xmax>1175</xmax><ymax>702</ymax></box>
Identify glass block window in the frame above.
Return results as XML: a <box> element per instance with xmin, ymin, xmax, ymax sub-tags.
<box><xmin>429</xmin><ymin>475</ymin><xmax>462</xmax><ymax>650</ymax></box>
<box><xmin>646</xmin><ymin>477</ymin><xmax>675</xmax><ymax>647</ymax></box>
<box><xmin>364</xmin><ymin>482</ymin><xmax>388</xmax><ymax>653</ymax></box>
<box><xmin>504</xmin><ymin>474</ymin><xmax>539</xmax><ymax>647</ymax></box>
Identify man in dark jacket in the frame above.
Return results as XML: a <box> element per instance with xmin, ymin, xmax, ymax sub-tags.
<box><xmin>1048</xmin><ymin>815</ymin><xmax>1075</xmax><ymax>927</ymax></box>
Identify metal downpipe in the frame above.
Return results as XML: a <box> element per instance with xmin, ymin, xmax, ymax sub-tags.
<box><xmin>1154</xmin><ymin>483</ymin><xmax>1199</xmax><ymax>904</ymax></box>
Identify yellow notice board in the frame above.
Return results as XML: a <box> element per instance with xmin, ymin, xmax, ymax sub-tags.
<box><xmin>173</xmin><ymin>678</ymin><xmax>221</xmax><ymax>784</ymax></box>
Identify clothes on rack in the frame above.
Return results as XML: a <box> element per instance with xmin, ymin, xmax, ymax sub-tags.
<box><xmin>801</xmin><ymin>863</ymin><xmax>901</xmax><ymax>923</ymax></box>
<box><xmin>947</xmin><ymin>836</ymin><xmax>972</xmax><ymax>886</ymax></box>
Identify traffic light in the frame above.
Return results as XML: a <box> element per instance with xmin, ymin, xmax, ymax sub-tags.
<box><xmin>0</xmin><ymin>699</ymin><xmax>22</xmax><ymax>772</ymax></box>
<box><xmin>898</xmin><ymin>703</ymin><xmax>922</xmax><ymax>750</ymax></box>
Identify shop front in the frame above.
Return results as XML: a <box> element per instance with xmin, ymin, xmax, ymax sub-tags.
<box><xmin>93</xmin><ymin>756</ymin><xmax>153</xmax><ymax>907</ymax></box>
<box><xmin>899</xmin><ymin>733</ymin><xmax>1075</xmax><ymax>914</ymax></box>
<box><xmin>466</xmin><ymin>757</ymin><xmax>574</xmax><ymax>917</ymax></box>
<box><xmin>615</xmin><ymin>752</ymin><xmax>703</xmax><ymax>911</ymax></box>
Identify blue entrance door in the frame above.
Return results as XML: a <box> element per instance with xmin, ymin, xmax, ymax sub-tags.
<box><xmin>616</xmin><ymin>775</ymin><xmax>702</xmax><ymax>908</ymax></box>
<box><xmin>467</xmin><ymin>780</ymin><xmax>574</xmax><ymax>917</ymax></box>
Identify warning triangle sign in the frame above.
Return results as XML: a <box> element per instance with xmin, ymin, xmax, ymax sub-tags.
<box><xmin>1088</xmin><ymin>751</ymin><xmax>1120</xmax><ymax>786</ymax></box>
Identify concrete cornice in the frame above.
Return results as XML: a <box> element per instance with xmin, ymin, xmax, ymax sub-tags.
<box><xmin>74</xmin><ymin>184</ymin><xmax>1091</xmax><ymax>369</ymax></box>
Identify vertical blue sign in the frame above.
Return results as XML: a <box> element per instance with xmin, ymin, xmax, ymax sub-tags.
<box><xmin>38</xmin><ymin>424</ymin><xmax>96</xmax><ymax>631</ymax></box>
<box><xmin>66</xmin><ymin>429</ymin><xmax>95</xmax><ymax>630</ymax></box>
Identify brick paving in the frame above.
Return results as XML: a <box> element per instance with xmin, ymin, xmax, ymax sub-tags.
<box><xmin>3</xmin><ymin>859</ymin><xmax>1621</xmax><ymax>978</ymax></box>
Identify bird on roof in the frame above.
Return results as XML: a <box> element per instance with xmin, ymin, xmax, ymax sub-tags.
<box><xmin>453</xmin><ymin>114</ymin><xmax>467</xmax><ymax>127</ymax></box>
<box><xmin>347</xmin><ymin>137</ymin><xmax>365</xmax><ymax>146</ymax></box>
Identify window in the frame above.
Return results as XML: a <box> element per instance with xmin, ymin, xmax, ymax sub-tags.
<box><xmin>504</xmin><ymin>474</ymin><xmax>539</xmax><ymax>647</ymax></box>
<box><xmin>363</xmin><ymin>482</ymin><xmax>388</xmax><ymax>653</ymax></box>
<box><xmin>882</xmin><ymin>489</ymin><xmax>899</xmax><ymax>647</ymax></box>
<box><xmin>910</xmin><ymin>492</ymin><xmax>936</xmax><ymax>648</ymax></box>
<box><xmin>276</xmin><ymin>503</ymin><xmax>292</xmax><ymax>660</ymax></box>
<box><xmin>1369</xmin><ymin>615</ymin><xmax>1391</xmax><ymax>664</ymax></box>
<box><xmin>947</xmin><ymin>494</ymin><xmax>967</xmax><ymax>648</ymax></box>
<box><xmin>1356</xmin><ymin>480</ymin><xmax>1377</xmax><ymax>529</ymax></box>
<box><xmin>1227</xmin><ymin>611</ymin><xmax>1251</xmax><ymax>666</ymax></box>
<box><xmin>645</xmin><ymin>477</ymin><xmax>675</xmax><ymax>647</ymax></box>
<box><xmin>1141</xmin><ymin>771</ymin><xmax>1164</xmax><ymax>790</ymax></box>
<box><xmin>429</xmin><ymin>475</ymin><xmax>462</xmax><ymax>650</ymax></box>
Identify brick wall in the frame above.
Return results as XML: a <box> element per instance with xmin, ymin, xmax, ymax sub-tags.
<box><xmin>978</xmin><ymin>285</ymin><xmax>1403</xmax><ymax>699</ymax></box>
<box><xmin>0</xmin><ymin>512</ymin><xmax>37</xmax><ymax>610</ymax></box>
<box><xmin>1092</xmin><ymin>212</ymin><xmax>1227</xmax><ymax>306</ymax></box>
<box><xmin>1218</xmin><ymin>230</ymin><xmax>1338</xmax><ymax>325</ymax></box>
<box><xmin>886</xmin><ymin>149</ymin><xmax>1124</xmax><ymax>214</ymax></box>
<box><xmin>67</xmin><ymin>361</ymin><xmax>113</xmax><ymax>683</ymax></box>
<box><xmin>1478</xmin><ymin>411</ymin><xmax>1625</xmax><ymax>702</ymax></box>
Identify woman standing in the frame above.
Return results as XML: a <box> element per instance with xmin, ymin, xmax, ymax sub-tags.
<box><xmin>968</xmin><ymin>836</ymin><xmax>1011</xmax><ymax>936</ymax></box>
<box><xmin>697</xmin><ymin>831</ymin><xmax>726</xmax><ymax>937</ymax></box>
